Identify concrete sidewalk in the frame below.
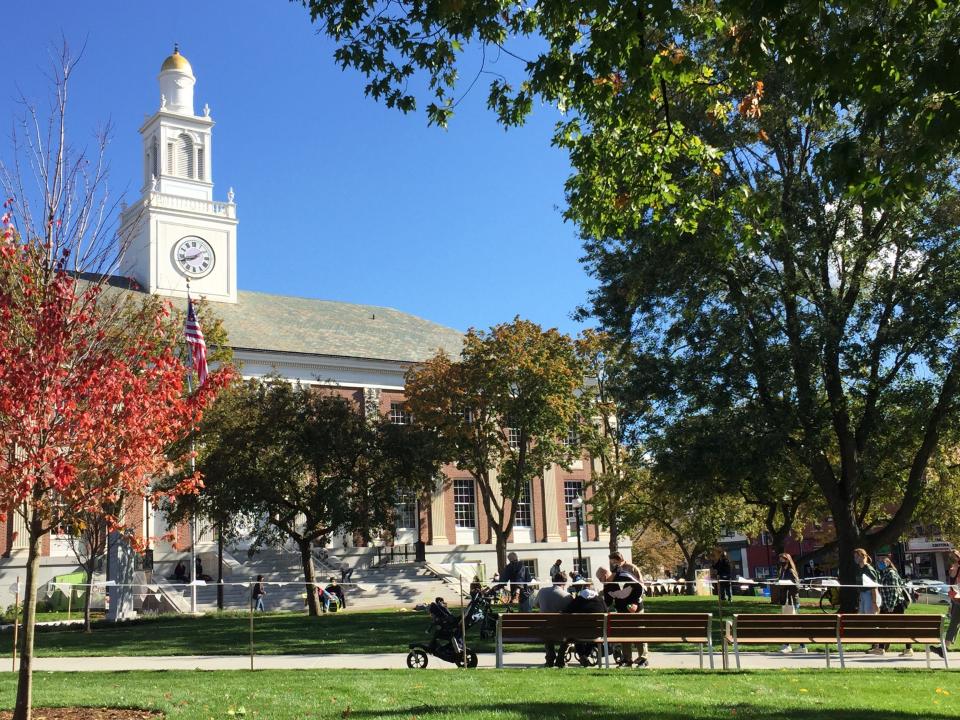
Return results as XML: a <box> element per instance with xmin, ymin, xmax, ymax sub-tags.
<box><xmin>27</xmin><ymin>649</ymin><xmax>955</xmax><ymax>672</ymax></box>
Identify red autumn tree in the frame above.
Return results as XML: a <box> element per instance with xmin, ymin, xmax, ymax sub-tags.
<box><xmin>0</xmin><ymin>212</ymin><xmax>231</xmax><ymax>718</ymax></box>
<box><xmin>0</xmin><ymin>45</ymin><xmax>232</xmax><ymax>720</ymax></box>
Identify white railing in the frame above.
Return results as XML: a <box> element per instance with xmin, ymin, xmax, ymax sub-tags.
<box><xmin>147</xmin><ymin>192</ymin><xmax>236</xmax><ymax>218</ymax></box>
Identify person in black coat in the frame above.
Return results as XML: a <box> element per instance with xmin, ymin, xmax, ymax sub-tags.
<box><xmin>713</xmin><ymin>551</ymin><xmax>733</xmax><ymax>601</ymax></box>
<box><xmin>556</xmin><ymin>587</ymin><xmax>607</xmax><ymax>667</ymax></box>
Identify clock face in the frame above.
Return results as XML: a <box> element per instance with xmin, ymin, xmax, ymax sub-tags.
<box><xmin>173</xmin><ymin>236</ymin><xmax>215</xmax><ymax>277</ymax></box>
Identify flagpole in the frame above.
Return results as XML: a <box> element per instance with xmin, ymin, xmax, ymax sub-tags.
<box><xmin>186</xmin><ymin>280</ymin><xmax>197</xmax><ymax>614</ymax></box>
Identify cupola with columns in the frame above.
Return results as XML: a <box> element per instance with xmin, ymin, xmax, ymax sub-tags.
<box><xmin>120</xmin><ymin>45</ymin><xmax>238</xmax><ymax>303</ymax></box>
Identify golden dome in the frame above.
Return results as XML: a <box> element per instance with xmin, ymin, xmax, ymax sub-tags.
<box><xmin>160</xmin><ymin>45</ymin><xmax>192</xmax><ymax>73</ymax></box>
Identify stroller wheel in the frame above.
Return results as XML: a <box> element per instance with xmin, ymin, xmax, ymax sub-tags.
<box><xmin>406</xmin><ymin>649</ymin><xmax>429</xmax><ymax>669</ymax></box>
<box><xmin>456</xmin><ymin>649</ymin><xmax>479</xmax><ymax>669</ymax></box>
<box><xmin>578</xmin><ymin>645</ymin><xmax>601</xmax><ymax>667</ymax></box>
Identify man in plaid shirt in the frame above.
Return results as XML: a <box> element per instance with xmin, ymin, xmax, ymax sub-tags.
<box><xmin>869</xmin><ymin>555</ymin><xmax>912</xmax><ymax>656</ymax></box>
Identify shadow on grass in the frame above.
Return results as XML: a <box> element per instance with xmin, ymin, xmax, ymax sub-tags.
<box><xmin>351</xmin><ymin>703</ymin><xmax>948</xmax><ymax>720</ymax></box>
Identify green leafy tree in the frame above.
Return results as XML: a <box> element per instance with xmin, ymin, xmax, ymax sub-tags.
<box><xmin>299</xmin><ymin>1</ymin><xmax>960</xmax><ymax>207</ymax></box>
<box><xmin>580</xmin><ymin>37</ymin><xmax>960</xmax><ymax>609</ymax></box>
<box><xmin>575</xmin><ymin>329</ymin><xmax>646</xmax><ymax>554</ymax></box>
<box><xmin>652</xmin><ymin>407</ymin><xmax>825</xmax><ymax>557</ymax></box>
<box><xmin>184</xmin><ymin>378</ymin><xmax>442</xmax><ymax>616</ymax></box>
<box><xmin>619</xmin><ymin>463</ymin><xmax>754</xmax><ymax>587</ymax></box>
<box><xmin>405</xmin><ymin>318</ymin><xmax>584</xmax><ymax>570</ymax></box>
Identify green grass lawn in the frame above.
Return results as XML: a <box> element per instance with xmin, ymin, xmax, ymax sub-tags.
<box><xmin>0</xmin><ymin>595</ymin><xmax>949</xmax><ymax>658</ymax></box>
<box><xmin>0</xmin><ymin>669</ymin><xmax>956</xmax><ymax>719</ymax></box>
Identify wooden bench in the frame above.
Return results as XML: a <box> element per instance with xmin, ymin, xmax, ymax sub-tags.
<box><xmin>723</xmin><ymin>614</ymin><xmax>841</xmax><ymax>669</ymax></box>
<box><xmin>607</xmin><ymin>612</ymin><xmax>714</xmax><ymax>668</ymax></box>
<box><xmin>495</xmin><ymin>613</ymin><xmax>608</xmax><ymax>668</ymax></box>
<box><xmin>838</xmin><ymin>614</ymin><xmax>948</xmax><ymax>669</ymax></box>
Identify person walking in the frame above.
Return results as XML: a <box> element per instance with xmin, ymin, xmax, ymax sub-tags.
<box><xmin>871</xmin><ymin>555</ymin><xmax>912</xmax><ymax>656</ymax></box>
<box><xmin>854</xmin><ymin>548</ymin><xmax>880</xmax><ymax>614</ymax></box>
<box><xmin>853</xmin><ymin>548</ymin><xmax>882</xmax><ymax>656</ymax></box>
<box><xmin>776</xmin><ymin>553</ymin><xmax>807</xmax><ymax>654</ymax></box>
<box><xmin>534</xmin><ymin>573</ymin><xmax>572</xmax><ymax>666</ymax></box>
<box><xmin>499</xmin><ymin>552</ymin><xmax>534</xmax><ymax>612</ymax></box>
<box><xmin>252</xmin><ymin>575</ymin><xmax>266</xmax><ymax>612</ymax></box>
<box><xmin>713</xmin><ymin>550</ymin><xmax>733</xmax><ymax>602</ymax></box>
<box><xmin>933</xmin><ymin>549</ymin><xmax>960</xmax><ymax>658</ymax></box>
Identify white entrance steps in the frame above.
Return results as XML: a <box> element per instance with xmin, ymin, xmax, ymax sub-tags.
<box><xmin>146</xmin><ymin>546</ymin><xmax>460</xmax><ymax>613</ymax></box>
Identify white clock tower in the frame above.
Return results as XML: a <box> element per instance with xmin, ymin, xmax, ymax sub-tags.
<box><xmin>120</xmin><ymin>46</ymin><xmax>238</xmax><ymax>303</ymax></box>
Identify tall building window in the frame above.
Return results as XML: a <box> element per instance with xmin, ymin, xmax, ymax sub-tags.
<box><xmin>563</xmin><ymin>426</ymin><xmax>580</xmax><ymax>448</ymax></box>
<box><xmin>151</xmin><ymin>137</ymin><xmax>159</xmax><ymax>178</ymax></box>
<box><xmin>394</xmin><ymin>493</ymin><xmax>417</xmax><ymax>529</ymax></box>
<box><xmin>506</xmin><ymin>426</ymin><xmax>521</xmax><ymax>450</ymax></box>
<box><xmin>453</xmin><ymin>479</ymin><xmax>476</xmax><ymax>528</ymax></box>
<box><xmin>513</xmin><ymin>482</ymin><xmax>532</xmax><ymax>528</ymax></box>
<box><xmin>564</xmin><ymin>480</ymin><xmax>584</xmax><ymax>534</ymax></box>
<box><xmin>518</xmin><ymin>559</ymin><xmax>538</xmax><ymax>578</ymax></box>
<box><xmin>389</xmin><ymin>402</ymin><xmax>411</xmax><ymax>425</ymax></box>
<box><xmin>196</xmin><ymin>147</ymin><xmax>205</xmax><ymax>181</ymax></box>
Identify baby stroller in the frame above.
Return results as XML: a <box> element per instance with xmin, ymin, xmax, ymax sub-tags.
<box><xmin>407</xmin><ymin>594</ymin><xmax>493</xmax><ymax>668</ymax></box>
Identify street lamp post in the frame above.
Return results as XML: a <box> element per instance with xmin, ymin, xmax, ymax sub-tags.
<box><xmin>572</xmin><ymin>495</ymin><xmax>584</xmax><ymax>578</ymax></box>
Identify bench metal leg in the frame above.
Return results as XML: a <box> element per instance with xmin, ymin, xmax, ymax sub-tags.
<box><xmin>926</xmin><ymin>645</ymin><xmax>932</xmax><ymax>670</ymax></box>
<box><xmin>824</xmin><ymin>645</ymin><xmax>830</xmax><ymax>668</ymax></box>
<box><xmin>602</xmin><ymin>632</ymin><xmax>610</xmax><ymax>670</ymax></box>
<box><xmin>734</xmin><ymin>638</ymin><xmax>741</xmax><ymax>670</ymax></box>
<box><xmin>838</xmin><ymin>640</ymin><xmax>845</xmax><ymax>669</ymax></box>
<box><xmin>708</xmin><ymin>637</ymin><xmax>714</xmax><ymax>670</ymax></box>
<box><xmin>698</xmin><ymin>643</ymin><xmax>703</xmax><ymax>669</ymax></box>
<box><xmin>495</xmin><ymin>616</ymin><xmax>503</xmax><ymax>669</ymax></box>
<box><xmin>722</xmin><ymin>635</ymin><xmax>728</xmax><ymax>671</ymax></box>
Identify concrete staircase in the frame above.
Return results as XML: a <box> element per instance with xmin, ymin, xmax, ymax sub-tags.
<box><xmin>148</xmin><ymin>546</ymin><xmax>461</xmax><ymax>613</ymax></box>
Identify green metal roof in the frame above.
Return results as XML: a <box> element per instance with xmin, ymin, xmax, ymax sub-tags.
<box><xmin>210</xmin><ymin>289</ymin><xmax>463</xmax><ymax>363</ymax></box>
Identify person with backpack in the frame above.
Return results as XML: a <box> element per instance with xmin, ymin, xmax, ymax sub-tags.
<box><xmin>870</xmin><ymin>554</ymin><xmax>912</xmax><ymax>656</ymax></box>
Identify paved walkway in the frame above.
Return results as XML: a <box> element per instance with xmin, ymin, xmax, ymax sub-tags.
<box><xmin>28</xmin><ymin>649</ymin><xmax>955</xmax><ymax>672</ymax></box>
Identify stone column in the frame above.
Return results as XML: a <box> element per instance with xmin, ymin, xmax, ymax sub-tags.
<box><xmin>429</xmin><ymin>476</ymin><xmax>451</xmax><ymax>545</ymax></box>
<box><xmin>106</xmin><ymin>531</ymin><xmax>135</xmax><ymax>621</ymax></box>
<box><xmin>542</xmin><ymin>465</ymin><xmax>562</xmax><ymax>542</ymax></box>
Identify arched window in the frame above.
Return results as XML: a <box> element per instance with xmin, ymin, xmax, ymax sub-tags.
<box><xmin>176</xmin><ymin>133</ymin><xmax>194</xmax><ymax>178</ymax></box>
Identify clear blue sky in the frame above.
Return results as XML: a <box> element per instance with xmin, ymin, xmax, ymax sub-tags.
<box><xmin>3</xmin><ymin>1</ymin><xmax>593</xmax><ymax>336</ymax></box>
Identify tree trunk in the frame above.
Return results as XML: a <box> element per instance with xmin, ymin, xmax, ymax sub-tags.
<box><xmin>494</xmin><ymin>529</ymin><xmax>508</xmax><ymax>572</ymax></box>
<box><xmin>607</xmin><ymin>508</ymin><xmax>619</xmax><ymax>555</ymax></box>
<box><xmin>299</xmin><ymin>539</ymin><xmax>319</xmax><ymax>616</ymax></box>
<box><xmin>834</xmin><ymin>516</ymin><xmax>863</xmax><ymax>612</ymax></box>
<box><xmin>82</xmin><ymin>560</ymin><xmax>94</xmax><ymax>633</ymax></box>
<box><xmin>13</xmin><ymin>517</ymin><xmax>43</xmax><ymax>720</ymax></box>
<box><xmin>216</xmin><ymin>529</ymin><xmax>224</xmax><ymax>611</ymax></box>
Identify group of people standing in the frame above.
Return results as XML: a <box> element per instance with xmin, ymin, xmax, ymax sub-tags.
<box><xmin>249</xmin><ymin>574</ymin><xmax>347</xmax><ymax>613</ymax></box>
<box><xmin>853</xmin><ymin>547</ymin><xmax>960</xmax><ymax>657</ymax></box>
<box><xmin>775</xmin><ymin>547</ymin><xmax>960</xmax><ymax>658</ymax></box>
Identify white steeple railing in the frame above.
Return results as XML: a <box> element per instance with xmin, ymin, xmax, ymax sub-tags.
<box><xmin>146</xmin><ymin>191</ymin><xmax>236</xmax><ymax>219</ymax></box>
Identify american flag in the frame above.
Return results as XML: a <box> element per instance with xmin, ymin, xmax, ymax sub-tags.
<box><xmin>185</xmin><ymin>297</ymin><xmax>208</xmax><ymax>386</ymax></box>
